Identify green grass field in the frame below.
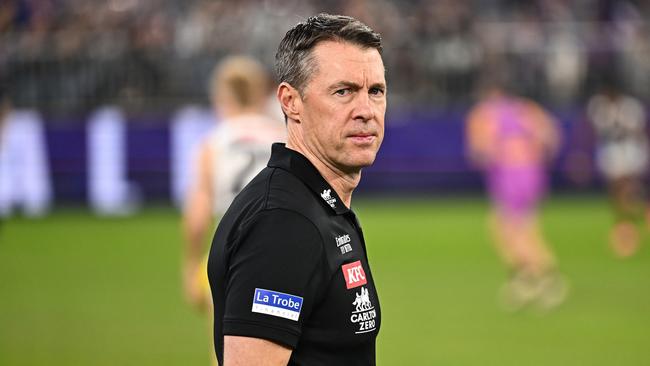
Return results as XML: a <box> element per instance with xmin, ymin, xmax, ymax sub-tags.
<box><xmin>1</xmin><ymin>196</ymin><xmax>649</xmax><ymax>365</ymax></box>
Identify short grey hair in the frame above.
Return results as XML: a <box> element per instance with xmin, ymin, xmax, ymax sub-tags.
<box><xmin>275</xmin><ymin>13</ymin><xmax>382</xmax><ymax>96</ymax></box>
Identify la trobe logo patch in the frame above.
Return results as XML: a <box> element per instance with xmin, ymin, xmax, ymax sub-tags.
<box><xmin>251</xmin><ymin>288</ymin><xmax>303</xmax><ymax>321</ymax></box>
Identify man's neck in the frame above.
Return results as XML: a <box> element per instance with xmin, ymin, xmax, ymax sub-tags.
<box><xmin>286</xmin><ymin>140</ymin><xmax>360</xmax><ymax>208</ymax></box>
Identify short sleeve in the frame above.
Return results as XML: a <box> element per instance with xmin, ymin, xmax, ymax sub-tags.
<box><xmin>222</xmin><ymin>208</ymin><xmax>325</xmax><ymax>348</ymax></box>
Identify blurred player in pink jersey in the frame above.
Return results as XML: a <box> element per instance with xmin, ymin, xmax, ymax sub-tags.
<box><xmin>182</xmin><ymin>56</ymin><xmax>285</xmax><ymax>363</ymax></box>
<box><xmin>466</xmin><ymin>77</ymin><xmax>568</xmax><ymax>311</ymax></box>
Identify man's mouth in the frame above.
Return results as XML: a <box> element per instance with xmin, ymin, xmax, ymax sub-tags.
<box><xmin>348</xmin><ymin>133</ymin><xmax>376</xmax><ymax>144</ymax></box>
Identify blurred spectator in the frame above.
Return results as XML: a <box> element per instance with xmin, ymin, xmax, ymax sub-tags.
<box><xmin>542</xmin><ymin>1</ymin><xmax>587</xmax><ymax>105</ymax></box>
<box><xmin>465</xmin><ymin>74</ymin><xmax>568</xmax><ymax>311</ymax></box>
<box><xmin>0</xmin><ymin>0</ymin><xmax>649</xmax><ymax>118</ymax></box>
<box><xmin>586</xmin><ymin>77</ymin><xmax>649</xmax><ymax>257</ymax></box>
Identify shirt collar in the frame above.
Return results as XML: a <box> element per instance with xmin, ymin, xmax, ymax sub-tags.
<box><xmin>268</xmin><ymin>143</ymin><xmax>350</xmax><ymax>215</ymax></box>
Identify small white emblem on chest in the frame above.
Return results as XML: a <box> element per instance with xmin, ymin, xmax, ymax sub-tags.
<box><xmin>320</xmin><ymin>189</ymin><xmax>337</xmax><ymax>208</ymax></box>
<box><xmin>335</xmin><ymin>234</ymin><xmax>353</xmax><ymax>254</ymax></box>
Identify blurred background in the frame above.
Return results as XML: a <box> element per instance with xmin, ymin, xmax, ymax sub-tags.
<box><xmin>1</xmin><ymin>0</ymin><xmax>649</xmax><ymax>365</ymax></box>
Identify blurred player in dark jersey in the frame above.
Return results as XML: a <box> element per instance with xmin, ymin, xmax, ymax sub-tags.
<box><xmin>587</xmin><ymin>79</ymin><xmax>648</xmax><ymax>257</ymax></box>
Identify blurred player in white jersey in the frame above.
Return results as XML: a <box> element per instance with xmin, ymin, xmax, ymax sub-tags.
<box><xmin>587</xmin><ymin>79</ymin><xmax>649</xmax><ymax>257</ymax></box>
<box><xmin>182</xmin><ymin>56</ymin><xmax>285</xmax><ymax>316</ymax></box>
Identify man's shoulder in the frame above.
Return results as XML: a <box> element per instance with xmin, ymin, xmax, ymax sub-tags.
<box><xmin>216</xmin><ymin>167</ymin><xmax>326</xmax><ymax>251</ymax></box>
<box><xmin>225</xmin><ymin>166</ymin><xmax>322</xmax><ymax>223</ymax></box>
<box><xmin>266</xmin><ymin>168</ymin><xmax>316</xmax><ymax>207</ymax></box>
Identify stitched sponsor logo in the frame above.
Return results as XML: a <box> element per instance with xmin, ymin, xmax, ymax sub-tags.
<box><xmin>251</xmin><ymin>288</ymin><xmax>303</xmax><ymax>321</ymax></box>
<box><xmin>342</xmin><ymin>260</ymin><xmax>367</xmax><ymax>289</ymax></box>
<box><xmin>335</xmin><ymin>234</ymin><xmax>353</xmax><ymax>254</ymax></box>
<box><xmin>320</xmin><ymin>189</ymin><xmax>337</xmax><ymax>208</ymax></box>
<box><xmin>350</xmin><ymin>287</ymin><xmax>377</xmax><ymax>334</ymax></box>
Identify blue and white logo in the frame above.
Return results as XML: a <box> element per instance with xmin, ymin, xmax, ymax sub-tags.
<box><xmin>252</xmin><ymin>288</ymin><xmax>303</xmax><ymax>321</ymax></box>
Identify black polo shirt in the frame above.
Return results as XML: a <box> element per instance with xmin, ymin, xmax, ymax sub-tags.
<box><xmin>208</xmin><ymin>143</ymin><xmax>381</xmax><ymax>365</ymax></box>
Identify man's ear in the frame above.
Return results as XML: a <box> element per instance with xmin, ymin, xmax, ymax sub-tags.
<box><xmin>277</xmin><ymin>82</ymin><xmax>302</xmax><ymax>123</ymax></box>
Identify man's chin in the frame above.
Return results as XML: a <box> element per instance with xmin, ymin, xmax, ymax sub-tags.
<box><xmin>343</xmin><ymin>154</ymin><xmax>377</xmax><ymax>171</ymax></box>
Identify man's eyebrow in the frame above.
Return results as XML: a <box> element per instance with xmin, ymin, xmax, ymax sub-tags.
<box><xmin>329</xmin><ymin>81</ymin><xmax>361</xmax><ymax>91</ymax></box>
<box><xmin>328</xmin><ymin>81</ymin><xmax>386</xmax><ymax>91</ymax></box>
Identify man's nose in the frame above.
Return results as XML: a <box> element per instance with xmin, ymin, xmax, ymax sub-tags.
<box><xmin>353</xmin><ymin>92</ymin><xmax>375</xmax><ymax>122</ymax></box>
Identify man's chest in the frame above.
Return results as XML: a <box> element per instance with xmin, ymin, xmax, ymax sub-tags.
<box><xmin>304</xmin><ymin>215</ymin><xmax>381</xmax><ymax>343</ymax></box>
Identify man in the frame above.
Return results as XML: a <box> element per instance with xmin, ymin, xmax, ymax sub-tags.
<box><xmin>208</xmin><ymin>14</ymin><xmax>386</xmax><ymax>365</ymax></box>
<box><xmin>466</xmin><ymin>77</ymin><xmax>567</xmax><ymax>311</ymax></box>
<box><xmin>587</xmin><ymin>80</ymin><xmax>648</xmax><ymax>257</ymax></box>
<box><xmin>183</xmin><ymin>55</ymin><xmax>285</xmax><ymax>314</ymax></box>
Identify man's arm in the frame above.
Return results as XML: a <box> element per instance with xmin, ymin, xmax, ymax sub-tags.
<box><xmin>465</xmin><ymin>105</ymin><xmax>493</xmax><ymax>167</ymax></box>
<box><xmin>181</xmin><ymin>142</ymin><xmax>214</xmax><ymax>311</ymax></box>
<box><xmin>217</xmin><ymin>209</ymin><xmax>325</xmax><ymax>363</ymax></box>
<box><xmin>530</xmin><ymin>102</ymin><xmax>562</xmax><ymax>160</ymax></box>
<box><xmin>224</xmin><ymin>336</ymin><xmax>292</xmax><ymax>366</ymax></box>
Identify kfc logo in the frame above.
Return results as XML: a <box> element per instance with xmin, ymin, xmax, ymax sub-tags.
<box><xmin>342</xmin><ymin>260</ymin><xmax>367</xmax><ymax>289</ymax></box>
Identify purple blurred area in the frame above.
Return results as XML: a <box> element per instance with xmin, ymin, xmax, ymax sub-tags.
<box><xmin>40</xmin><ymin>110</ymin><xmax>592</xmax><ymax>203</ymax></box>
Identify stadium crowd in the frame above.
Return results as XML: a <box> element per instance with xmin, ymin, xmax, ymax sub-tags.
<box><xmin>1</xmin><ymin>0</ymin><xmax>649</xmax><ymax>118</ymax></box>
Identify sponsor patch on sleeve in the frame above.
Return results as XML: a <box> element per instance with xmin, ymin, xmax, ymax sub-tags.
<box><xmin>342</xmin><ymin>260</ymin><xmax>367</xmax><ymax>289</ymax></box>
<box><xmin>251</xmin><ymin>288</ymin><xmax>303</xmax><ymax>321</ymax></box>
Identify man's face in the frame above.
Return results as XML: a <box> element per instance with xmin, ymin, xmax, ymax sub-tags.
<box><xmin>298</xmin><ymin>41</ymin><xmax>386</xmax><ymax>173</ymax></box>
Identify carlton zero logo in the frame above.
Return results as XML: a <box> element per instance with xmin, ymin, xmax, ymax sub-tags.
<box><xmin>251</xmin><ymin>288</ymin><xmax>303</xmax><ymax>321</ymax></box>
<box><xmin>342</xmin><ymin>260</ymin><xmax>367</xmax><ymax>289</ymax></box>
<box><xmin>350</xmin><ymin>287</ymin><xmax>377</xmax><ymax>334</ymax></box>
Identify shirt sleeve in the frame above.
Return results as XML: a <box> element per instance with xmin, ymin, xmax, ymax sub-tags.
<box><xmin>222</xmin><ymin>208</ymin><xmax>326</xmax><ymax>349</ymax></box>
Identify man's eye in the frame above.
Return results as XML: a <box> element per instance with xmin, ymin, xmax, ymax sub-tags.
<box><xmin>369</xmin><ymin>88</ymin><xmax>385</xmax><ymax>96</ymax></box>
<box><xmin>335</xmin><ymin>89</ymin><xmax>350</xmax><ymax>96</ymax></box>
